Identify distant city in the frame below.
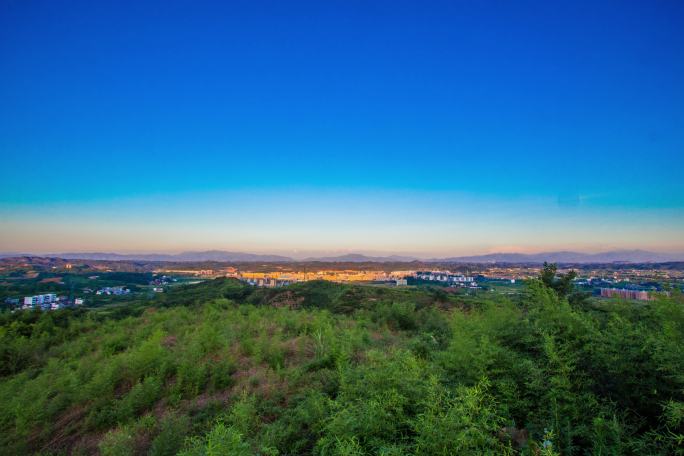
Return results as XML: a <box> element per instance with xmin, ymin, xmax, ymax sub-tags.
<box><xmin>4</xmin><ymin>254</ymin><xmax>680</xmax><ymax>313</ymax></box>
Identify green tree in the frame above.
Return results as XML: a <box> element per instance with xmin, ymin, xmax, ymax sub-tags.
<box><xmin>540</xmin><ymin>262</ymin><xmax>577</xmax><ymax>298</ymax></box>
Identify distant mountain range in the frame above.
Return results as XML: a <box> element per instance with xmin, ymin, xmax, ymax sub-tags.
<box><xmin>302</xmin><ymin>253</ymin><xmax>418</xmax><ymax>262</ymax></box>
<box><xmin>305</xmin><ymin>250</ymin><xmax>684</xmax><ymax>263</ymax></box>
<box><xmin>45</xmin><ymin>252</ymin><xmax>416</xmax><ymax>263</ymax></box>
<box><xmin>19</xmin><ymin>251</ymin><xmax>295</xmax><ymax>262</ymax></box>
<box><xmin>1</xmin><ymin>249</ymin><xmax>683</xmax><ymax>264</ymax></box>
<box><xmin>432</xmin><ymin>250</ymin><xmax>684</xmax><ymax>264</ymax></box>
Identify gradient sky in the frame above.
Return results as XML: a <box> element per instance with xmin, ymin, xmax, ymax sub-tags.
<box><xmin>1</xmin><ymin>0</ymin><xmax>683</xmax><ymax>256</ymax></box>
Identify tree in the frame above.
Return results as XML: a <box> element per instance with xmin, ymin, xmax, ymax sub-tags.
<box><xmin>540</xmin><ymin>263</ymin><xmax>577</xmax><ymax>298</ymax></box>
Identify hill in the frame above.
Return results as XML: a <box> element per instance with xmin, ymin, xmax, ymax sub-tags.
<box><xmin>5</xmin><ymin>249</ymin><xmax>684</xmax><ymax>264</ymax></box>
<box><xmin>303</xmin><ymin>253</ymin><xmax>418</xmax><ymax>262</ymax></box>
<box><xmin>0</xmin><ymin>278</ymin><xmax>682</xmax><ymax>455</ymax></box>
<box><xmin>434</xmin><ymin>249</ymin><xmax>684</xmax><ymax>264</ymax></box>
<box><xmin>50</xmin><ymin>251</ymin><xmax>296</xmax><ymax>262</ymax></box>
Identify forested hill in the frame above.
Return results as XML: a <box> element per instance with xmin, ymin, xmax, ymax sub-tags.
<box><xmin>1</xmin><ymin>277</ymin><xmax>683</xmax><ymax>455</ymax></box>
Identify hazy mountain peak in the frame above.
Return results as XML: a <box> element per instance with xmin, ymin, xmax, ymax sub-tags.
<box><xmin>431</xmin><ymin>250</ymin><xmax>684</xmax><ymax>264</ymax></box>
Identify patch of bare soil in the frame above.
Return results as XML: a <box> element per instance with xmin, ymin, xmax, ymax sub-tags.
<box><xmin>267</xmin><ymin>291</ymin><xmax>304</xmax><ymax>309</ymax></box>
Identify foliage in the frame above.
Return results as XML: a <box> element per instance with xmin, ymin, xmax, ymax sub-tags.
<box><xmin>0</xmin><ymin>276</ymin><xmax>682</xmax><ymax>455</ymax></box>
<box><xmin>540</xmin><ymin>262</ymin><xmax>577</xmax><ymax>298</ymax></box>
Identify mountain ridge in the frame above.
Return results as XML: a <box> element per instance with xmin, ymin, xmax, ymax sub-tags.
<box><xmin>23</xmin><ymin>251</ymin><xmax>295</xmax><ymax>262</ymax></box>
<box><xmin>301</xmin><ymin>253</ymin><xmax>418</xmax><ymax>262</ymax></box>
<box><xmin>1</xmin><ymin>249</ymin><xmax>683</xmax><ymax>263</ymax></box>
<box><xmin>432</xmin><ymin>249</ymin><xmax>684</xmax><ymax>264</ymax></box>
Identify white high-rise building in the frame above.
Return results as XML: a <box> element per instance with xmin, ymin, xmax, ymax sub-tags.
<box><xmin>22</xmin><ymin>293</ymin><xmax>58</xmax><ymax>309</ymax></box>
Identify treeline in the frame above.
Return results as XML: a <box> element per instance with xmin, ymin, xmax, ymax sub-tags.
<box><xmin>0</xmin><ymin>272</ymin><xmax>682</xmax><ymax>455</ymax></box>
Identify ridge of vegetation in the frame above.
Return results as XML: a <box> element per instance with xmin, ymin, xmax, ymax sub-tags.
<box><xmin>1</xmin><ymin>267</ymin><xmax>683</xmax><ymax>455</ymax></box>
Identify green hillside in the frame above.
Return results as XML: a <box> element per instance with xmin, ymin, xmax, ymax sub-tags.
<box><xmin>1</xmin><ymin>276</ymin><xmax>682</xmax><ymax>455</ymax></box>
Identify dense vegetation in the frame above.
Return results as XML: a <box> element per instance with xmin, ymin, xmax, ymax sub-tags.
<box><xmin>0</xmin><ymin>271</ymin><xmax>156</xmax><ymax>303</ymax></box>
<box><xmin>0</xmin><ymin>272</ymin><xmax>682</xmax><ymax>455</ymax></box>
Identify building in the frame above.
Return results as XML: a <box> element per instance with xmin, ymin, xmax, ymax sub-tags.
<box><xmin>600</xmin><ymin>288</ymin><xmax>651</xmax><ymax>301</ymax></box>
<box><xmin>22</xmin><ymin>293</ymin><xmax>57</xmax><ymax>309</ymax></box>
<box><xmin>96</xmin><ymin>286</ymin><xmax>129</xmax><ymax>295</ymax></box>
<box><xmin>415</xmin><ymin>271</ymin><xmax>475</xmax><ymax>286</ymax></box>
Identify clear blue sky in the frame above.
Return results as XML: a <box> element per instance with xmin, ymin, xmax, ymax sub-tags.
<box><xmin>1</xmin><ymin>0</ymin><xmax>683</xmax><ymax>255</ymax></box>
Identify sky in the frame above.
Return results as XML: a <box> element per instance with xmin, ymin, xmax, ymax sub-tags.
<box><xmin>1</xmin><ymin>0</ymin><xmax>683</xmax><ymax>256</ymax></box>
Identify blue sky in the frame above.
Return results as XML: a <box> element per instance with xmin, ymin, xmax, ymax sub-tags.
<box><xmin>1</xmin><ymin>0</ymin><xmax>683</xmax><ymax>255</ymax></box>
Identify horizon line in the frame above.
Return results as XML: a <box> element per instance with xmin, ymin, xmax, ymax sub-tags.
<box><xmin>2</xmin><ymin>247</ymin><xmax>684</xmax><ymax>260</ymax></box>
